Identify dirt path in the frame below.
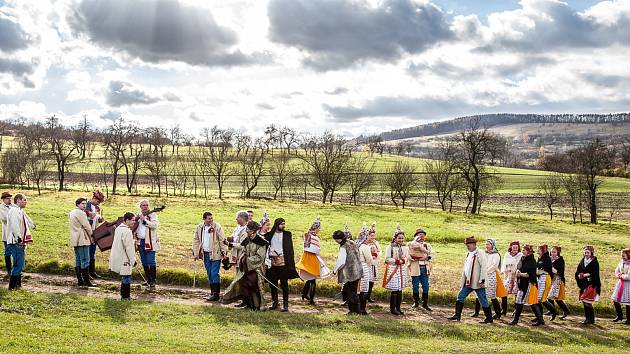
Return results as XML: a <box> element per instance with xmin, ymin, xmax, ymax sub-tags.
<box><xmin>0</xmin><ymin>272</ymin><xmax>618</xmax><ymax>331</ymax></box>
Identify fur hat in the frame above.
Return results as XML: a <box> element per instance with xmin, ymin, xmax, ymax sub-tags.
<box><xmin>464</xmin><ymin>236</ymin><xmax>477</xmax><ymax>245</ymax></box>
<box><xmin>92</xmin><ymin>190</ymin><xmax>105</xmax><ymax>202</ymax></box>
<box><xmin>309</xmin><ymin>216</ymin><xmax>321</xmax><ymax>231</ymax></box>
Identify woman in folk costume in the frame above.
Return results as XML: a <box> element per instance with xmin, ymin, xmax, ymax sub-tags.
<box><xmin>356</xmin><ymin>223</ymin><xmax>373</xmax><ymax>315</ymax></box>
<box><xmin>472</xmin><ymin>239</ymin><xmax>507</xmax><ymax>319</ymax></box>
<box><xmin>545</xmin><ymin>246</ymin><xmax>570</xmax><ymax>319</ymax></box>
<box><xmin>407</xmin><ymin>228</ymin><xmax>434</xmax><ymax>311</ymax></box>
<box><xmin>536</xmin><ymin>244</ymin><xmax>557</xmax><ymax>320</ymax></box>
<box><xmin>296</xmin><ymin>216</ymin><xmax>330</xmax><ymax>305</ymax></box>
<box><xmin>332</xmin><ymin>230</ymin><xmax>363</xmax><ymax>315</ymax></box>
<box><xmin>109</xmin><ymin>212</ymin><xmax>137</xmax><ymax>300</ymax></box>
<box><xmin>500</xmin><ymin>241</ymin><xmax>522</xmax><ymax>316</ymax></box>
<box><xmin>222</xmin><ymin>220</ymin><xmax>269</xmax><ymax>310</ymax></box>
<box><xmin>575</xmin><ymin>245</ymin><xmax>601</xmax><ymax>325</ymax></box>
<box><xmin>611</xmin><ymin>248</ymin><xmax>630</xmax><ymax>324</ymax></box>
<box><xmin>338</xmin><ymin>223</ymin><xmax>355</xmax><ymax>306</ymax></box>
<box><xmin>366</xmin><ymin>223</ymin><xmax>381</xmax><ymax>303</ymax></box>
<box><xmin>382</xmin><ymin>224</ymin><xmax>409</xmax><ymax>316</ymax></box>
<box><xmin>447</xmin><ymin>236</ymin><xmax>493</xmax><ymax>324</ymax></box>
<box><xmin>135</xmin><ymin>199</ymin><xmax>160</xmax><ymax>289</ymax></box>
<box><xmin>509</xmin><ymin>244</ymin><xmax>545</xmax><ymax>326</ymax></box>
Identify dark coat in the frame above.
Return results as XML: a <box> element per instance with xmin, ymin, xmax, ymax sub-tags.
<box><xmin>552</xmin><ymin>256</ymin><xmax>565</xmax><ymax>283</ymax></box>
<box><xmin>518</xmin><ymin>254</ymin><xmax>538</xmax><ymax>292</ymax></box>
<box><xmin>575</xmin><ymin>257</ymin><xmax>601</xmax><ymax>295</ymax></box>
<box><xmin>264</xmin><ymin>230</ymin><xmax>299</xmax><ymax>279</ymax></box>
<box><xmin>537</xmin><ymin>252</ymin><xmax>553</xmax><ymax>274</ymax></box>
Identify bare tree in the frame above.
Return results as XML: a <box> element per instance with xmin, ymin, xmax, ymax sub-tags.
<box><xmin>143</xmin><ymin>127</ymin><xmax>169</xmax><ymax>196</ymax></box>
<box><xmin>347</xmin><ymin>156</ymin><xmax>375</xmax><ymax>205</ymax></box>
<box><xmin>240</xmin><ymin>139</ymin><xmax>266</xmax><ymax>198</ymax></box>
<box><xmin>538</xmin><ymin>173</ymin><xmax>563</xmax><ymax>220</ymax></box>
<box><xmin>426</xmin><ymin>140</ymin><xmax>463</xmax><ymax>212</ymax></box>
<box><xmin>121</xmin><ymin>138</ymin><xmax>144</xmax><ymax>194</ymax></box>
<box><xmin>300</xmin><ymin>132</ymin><xmax>352</xmax><ymax>203</ymax></box>
<box><xmin>169</xmin><ymin>124</ymin><xmax>182</xmax><ymax>155</ymax></box>
<box><xmin>561</xmin><ymin>174</ymin><xmax>584</xmax><ymax>223</ymax></box>
<box><xmin>102</xmin><ymin>117</ymin><xmax>135</xmax><ymax>194</ymax></box>
<box><xmin>72</xmin><ymin>115</ymin><xmax>92</xmax><ymax>160</ymax></box>
<box><xmin>383</xmin><ymin>160</ymin><xmax>416</xmax><ymax>208</ymax></box>
<box><xmin>280</xmin><ymin>127</ymin><xmax>299</xmax><ymax>155</ymax></box>
<box><xmin>205</xmin><ymin>126</ymin><xmax>235</xmax><ymax>199</ymax></box>
<box><xmin>46</xmin><ymin>116</ymin><xmax>78</xmax><ymax>191</ymax></box>
<box><xmin>270</xmin><ymin>152</ymin><xmax>294</xmax><ymax>200</ymax></box>
<box><xmin>569</xmin><ymin>138</ymin><xmax>615</xmax><ymax>224</ymax></box>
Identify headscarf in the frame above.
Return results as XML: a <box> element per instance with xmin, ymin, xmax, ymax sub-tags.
<box><xmin>356</xmin><ymin>222</ymin><xmax>368</xmax><ymax>245</ymax></box>
<box><xmin>622</xmin><ymin>248</ymin><xmax>630</xmax><ymax>265</ymax></box>
<box><xmin>390</xmin><ymin>224</ymin><xmax>404</xmax><ymax>259</ymax></box>
<box><xmin>270</xmin><ymin>218</ymin><xmax>285</xmax><ymax>234</ymax></box>
<box><xmin>343</xmin><ymin>223</ymin><xmax>353</xmax><ymax>241</ymax></box>
<box><xmin>509</xmin><ymin>240</ymin><xmax>521</xmax><ymax>255</ymax></box>
<box><xmin>583</xmin><ymin>245</ymin><xmax>595</xmax><ymax>257</ymax></box>
<box><xmin>522</xmin><ymin>244</ymin><xmax>534</xmax><ymax>256</ymax></box>
<box><xmin>309</xmin><ymin>216</ymin><xmax>321</xmax><ymax>231</ymax></box>
<box><xmin>92</xmin><ymin>190</ymin><xmax>104</xmax><ymax>202</ymax></box>
<box><xmin>259</xmin><ymin>210</ymin><xmax>270</xmax><ymax>227</ymax></box>
<box><xmin>486</xmin><ymin>238</ymin><xmax>498</xmax><ymax>254</ymax></box>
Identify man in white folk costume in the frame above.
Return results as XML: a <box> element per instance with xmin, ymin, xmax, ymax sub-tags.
<box><xmin>135</xmin><ymin>199</ymin><xmax>160</xmax><ymax>289</ymax></box>
<box><xmin>7</xmin><ymin>194</ymin><xmax>35</xmax><ymax>290</ymax></box>
<box><xmin>192</xmin><ymin>211</ymin><xmax>227</xmax><ymax>302</ymax></box>
<box><xmin>0</xmin><ymin>191</ymin><xmax>15</xmax><ymax>277</ymax></box>
<box><xmin>109</xmin><ymin>212</ymin><xmax>137</xmax><ymax>300</ymax></box>
<box><xmin>448</xmin><ymin>236</ymin><xmax>494</xmax><ymax>324</ymax></box>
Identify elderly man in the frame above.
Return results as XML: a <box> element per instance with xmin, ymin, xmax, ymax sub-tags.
<box><xmin>69</xmin><ymin>197</ymin><xmax>94</xmax><ymax>287</ymax></box>
<box><xmin>192</xmin><ymin>211</ymin><xmax>227</xmax><ymax>301</ymax></box>
<box><xmin>135</xmin><ymin>199</ymin><xmax>160</xmax><ymax>289</ymax></box>
<box><xmin>226</xmin><ymin>210</ymin><xmax>249</xmax><ymax>307</ymax></box>
<box><xmin>447</xmin><ymin>236</ymin><xmax>493</xmax><ymax>324</ymax></box>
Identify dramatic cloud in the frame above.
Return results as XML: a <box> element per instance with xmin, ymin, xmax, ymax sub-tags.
<box><xmin>105</xmin><ymin>80</ymin><xmax>179</xmax><ymax>107</ymax></box>
<box><xmin>69</xmin><ymin>0</ymin><xmax>266</xmax><ymax>67</ymax></box>
<box><xmin>0</xmin><ymin>10</ymin><xmax>31</xmax><ymax>53</ymax></box>
<box><xmin>268</xmin><ymin>0</ymin><xmax>453</xmax><ymax>70</ymax></box>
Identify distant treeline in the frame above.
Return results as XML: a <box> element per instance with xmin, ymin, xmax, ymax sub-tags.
<box><xmin>373</xmin><ymin>113</ymin><xmax>630</xmax><ymax>142</ymax></box>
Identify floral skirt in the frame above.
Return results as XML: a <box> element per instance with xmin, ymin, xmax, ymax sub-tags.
<box><xmin>382</xmin><ymin>263</ymin><xmax>407</xmax><ymax>291</ymax></box>
<box><xmin>549</xmin><ymin>275</ymin><xmax>565</xmax><ymax>300</ymax></box>
<box><xmin>537</xmin><ymin>273</ymin><xmax>552</xmax><ymax>302</ymax></box>
<box><xmin>515</xmin><ymin>283</ymin><xmax>539</xmax><ymax>305</ymax></box>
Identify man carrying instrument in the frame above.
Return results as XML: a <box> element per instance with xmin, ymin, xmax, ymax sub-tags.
<box><xmin>135</xmin><ymin>199</ymin><xmax>160</xmax><ymax>289</ymax></box>
<box><xmin>85</xmin><ymin>191</ymin><xmax>105</xmax><ymax>279</ymax></box>
<box><xmin>408</xmin><ymin>228</ymin><xmax>434</xmax><ymax>311</ymax></box>
<box><xmin>192</xmin><ymin>211</ymin><xmax>227</xmax><ymax>301</ymax></box>
<box><xmin>69</xmin><ymin>197</ymin><xmax>95</xmax><ymax>287</ymax></box>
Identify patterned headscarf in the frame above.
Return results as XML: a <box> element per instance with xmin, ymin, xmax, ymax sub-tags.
<box><xmin>356</xmin><ymin>222</ymin><xmax>368</xmax><ymax>245</ymax></box>
<box><xmin>309</xmin><ymin>216</ymin><xmax>321</xmax><ymax>231</ymax></box>
<box><xmin>486</xmin><ymin>238</ymin><xmax>498</xmax><ymax>254</ymax></box>
<box><xmin>343</xmin><ymin>223</ymin><xmax>353</xmax><ymax>241</ymax></box>
<box><xmin>390</xmin><ymin>224</ymin><xmax>404</xmax><ymax>259</ymax></box>
<box><xmin>583</xmin><ymin>245</ymin><xmax>595</xmax><ymax>257</ymax></box>
<box><xmin>259</xmin><ymin>210</ymin><xmax>270</xmax><ymax>227</ymax></box>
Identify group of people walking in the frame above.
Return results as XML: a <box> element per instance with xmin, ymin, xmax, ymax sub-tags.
<box><xmin>2</xmin><ymin>190</ymin><xmax>629</xmax><ymax>327</ymax></box>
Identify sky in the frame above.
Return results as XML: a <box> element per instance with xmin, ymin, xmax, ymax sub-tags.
<box><xmin>1</xmin><ymin>0</ymin><xmax>629</xmax><ymax>138</ymax></box>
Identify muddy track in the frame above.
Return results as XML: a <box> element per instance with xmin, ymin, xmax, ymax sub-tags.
<box><xmin>1</xmin><ymin>272</ymin><xmax>622</xmax><ymax>332</ymax></box>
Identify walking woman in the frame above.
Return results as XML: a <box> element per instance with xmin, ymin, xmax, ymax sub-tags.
<box><xmin>509</xmin><ymin>244</ymin><xmax>544</xmax><ymax>326</ymax></box>
<box><xmin>296</xmin><ymin>216</ymin><xmax>330</xmax><ymax>305</ymax></box>
<box><xmin>546</xmin><ymin>246</ymin><xmax>571</xmax><ymax>319</ymax></box>
<box><xmin>537</xmin><ymin>244</ymin><xmax>557</xmax><ymax>320</ymax></box>
<box><xmin>383</xmin><ymin>224</ymin><xmax>409</xmax><ymax>316</ymax></box>
<box><xmin>575</xmin><ymin>245</ymin><xmax>601</xmax><ymax>325</ymax></box>
<box><xmin>500</xmin><ymin>241</ymin><xmax>522</xmax><ymax>316</ymax></box>
<box><xmin>356</xmin><ymin>224</ymin><xmax>373</xmax><ymax>315</ymax></box>
<box><xmin>611</xmin><ymin>248</ymin><xmax>630</xmax><ymax>324</ymax></box>
<box><xmin>366</xmin><ymin>223</ymin><xmax>381</xmax><ymax>303</ymax></box>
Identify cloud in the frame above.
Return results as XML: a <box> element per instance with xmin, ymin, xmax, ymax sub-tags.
<box><xmin>0</xmin><ymin>10</ymin><xmax>31</xmax><ymax>53</ymax></box>
<box><xmin>105</xmin><ymin>80</ymin><xmax>161</xmax><ymax>107</ymax></box>
<box><xmin>268</xmin><ymin>0</ymin><xmax>453</xmax><ymax>71</ymax></box>
<box><xmin>69</xmin><ymin>0</ymin><xmax>268</xmax><ymax>67</ymax></box>
<box><xmin>257</xmin><ymin>103</ymin><xmax>275</xmax><ymax>110</ymax></box>
<box><xmin>325</xmin><ymin>87</ymin><xmax>349</xmax><ymax>95</ymax></box>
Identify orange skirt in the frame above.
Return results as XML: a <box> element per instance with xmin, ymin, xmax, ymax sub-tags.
<box><xmin>527</xmin><ymin>284</ymin><xmax>539</xmax><ymax>305</ymax></box>
<box><xmin>296</xmin><ymin>251</ymin><xmax>320</xmax><ymax>277</ymax></box>
<box><xmin>495</xmin><ymin>271</ymin><xmax>508</xmax><ymax>298</ymax></box>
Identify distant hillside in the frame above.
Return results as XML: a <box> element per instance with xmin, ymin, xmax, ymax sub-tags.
<box><xmin>378</xmin><ymin>113</ymin><xmax>630</xmax><ymax>141</ymax></box>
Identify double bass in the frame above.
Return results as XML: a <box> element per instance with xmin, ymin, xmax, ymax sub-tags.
<box><xmin>92</xmin><ymin>205</ymin><xmax>166</xmax><ymax>251</ymax></box>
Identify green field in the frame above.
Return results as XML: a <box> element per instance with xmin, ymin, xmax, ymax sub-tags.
<box><xmin>11</xmin><ymin>190</ymin><xmax>630</xmax><ymax>306</ymax></box>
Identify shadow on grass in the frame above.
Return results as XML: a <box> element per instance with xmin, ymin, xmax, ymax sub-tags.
<box><xmin>102</xmin><ymin>297</ymin><xmax>134</xmax><ymax>324</ymax></box>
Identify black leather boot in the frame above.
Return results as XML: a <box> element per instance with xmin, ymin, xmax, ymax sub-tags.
<box><xmin>509</xmin><ymin>303</ymin><xmax>523</xmax><ymax>325</ymax></box>
<box><xmin>142</xmin><ymin>265</ymin><xmax>150</xmax><ymax>286</ymax></box>
<box><xmin>491</xmin><ymin>298</ymin><xmax>502</xmax><ymax>319</ymax></box>
<box><xmin>422</xmin><ymin>292</ymin><xmax>432</xmax><ymax>311</ymax></box>
<box><xmin>480</xmin><ymin>306</ymin><xmax>494</xmax><ymax>324</ymax></box>
<box><xmin>4</xmin><ymin>255</ymin><xmax>11</xmax><ymax>276</ymax></box>
<box><xmin>301</xmin><ymin>281</ymin><xmax>310</xmax><ymax>300</ymax></box>
<box><xmin>281</xmin><ymin>289</ymin><xmax>289</xmax><ymax>312</ymax></box>
<box><xmin>16</xmin><ymin>274</ymin><xmax>21</xmax><ymax>288</ymax></box>
<box><xmin>557</xmin><ymin>300</ymin><xmax>570</xmax><ymax>319</ymax></box>
<box><xmin>412</xmin><ymin>292</ymin><xmax>420</xmax><ymax>308</ymax></box>
<box><xmin>269</xmin><ymin>285</ymin><xmax>279</xmax><ymax>310</ymax></box>
<box><xmin>612</xmin><ymin>302</ymin><xmax>623</xmax><ymax>322</ymax></box>
<box><xmin>396</xmin><ymin>291</ymin><xmax>404</xmax><ymax>315</ymax></box>
<box><xmin>89</xmin><ymin>260</ymin><xmax>102</xmax><ymax>279</ymax></box>
<box><xmin>390</xmin><ymin>292</ymin><xmax>400</xmax><ymax>315</ymax></box>
<box><xmin>367</xmin><ymin>282</ymin><xmax>375</xmax><ymax>303</ymax></box>
<box><xmin>207</xmin><ymin>284</ymin><xmax>220</xmax><ymax>302</ymax></box>
<box><xmin>471</xmin><ymin>299</ymin><xmax>481</xmax><ymax>317</ymax></box>
<box><xmin>75</xmin><ymin>266</ymin><xmax>84</xmax><ymax>286</ymax></box>
<box><xmin>501</xmin><ymin>296</ymin><xmax>508</xmax><ymax>316</ymax></box>
<box><xmin>625</xmin><ymin>306</ymin><xmax>630</xmax><ymax>325</ymax></box>
<box><xmin>543</xmin><ymin>300</ymin><xmax>558</xmax><ymax>321</ymax></box>
<box><xmin>544</xmin><ymin>299</ymin><xmax>554</xmax><ymax>315</ymax></box>
<box><xmin>581</xmin><ymin>304</ymin><xmax>594</xmax><ymax>325</ymax></box>
<box><xmin>149</xmin><ymin>266</ymin><xmax>157</xmax><ymax>289</ymax></box>
<box><xmin>82</xmin><ymin>268</ymin><xmax>95</xmax><ymax>287</ymax></box>
<box><xmin>359</xmin><ymin>292</ymin><xmax>368</xmax><ymax>315</ymax></box>
<box><xmin>308</xmin><ymin>281</ymin><xmax>316</xmax><ymax>305</ymax></box>
<box><xmin>121</xmin><ymin>283</ymin><xmax>131</xmax><ymax>300</ymax></box>
<box><xmin>8</xmin><ymin>275</ymin><xmax>17</xmax><ymax>290</ymax></box>
<box><xmin>532</xmin><ymin>303</ymin><xmax>545</xmax><ymax>326</ymax></box>
<box><xmin>448</xmin><ymin>301</ymin><xmax>464</xmax><ymax>321</ymax></box>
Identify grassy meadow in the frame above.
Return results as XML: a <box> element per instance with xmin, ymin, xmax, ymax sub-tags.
<box><xmin>10</xmin><ymin>189</ymin><xmax>629</xmax><ymax>309</ymax></box>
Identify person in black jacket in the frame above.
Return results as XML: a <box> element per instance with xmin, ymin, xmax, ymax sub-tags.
<box><xmin>509</xmin><ymin>244</ymin><xmax>545</xmax><ymax>326</ymax></box>
<box><xmin>264</xmin><ymin>218</ymin><xmax>299</xmax><ymax>312</ymax></box>
<box><xmin>537</xmin><ymin>244</ymin><xmax>558</xmax><ymax>320</ymax></box>
<box><xmin>545</xmin><ymin>246</ymin><xmax>571</xmax><ymax>319</ymax></box>
<box><xmin>575</xmin><ymin>245</ymin><xmax>601</xmax><ymax>325</ymax></box>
